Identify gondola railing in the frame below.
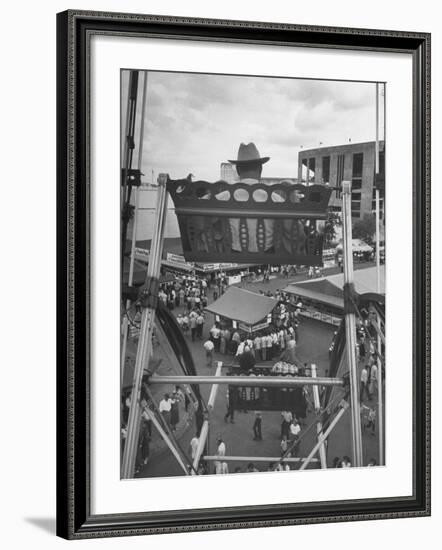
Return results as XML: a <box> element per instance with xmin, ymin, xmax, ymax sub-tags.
<box><xmin>165</xmin><ymin>175</ymin><xmax>333</xmax><ymax>266</ymax></box>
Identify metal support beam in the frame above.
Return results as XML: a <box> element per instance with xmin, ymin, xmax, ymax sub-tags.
<box><xmin>121</xmin><ymin>175</ymin><xmax>169</xmax><ymax>479</ymax></box>
<box><xmin>121</xmin><ymin>186</ymin><xmax>139</xmax><ymax>379</ymax></box>
<box><xmin>377</xmin><ymin>313</ymin><xmax>385</xmax><ymax>465</ymax></box>
<box><xmin>208</xmin><ymin>362</ymin><xmax>223</xmax><ymax>409</ymax></box>
<box><xmin>342</xmin><ymin>180</ymin><xmax>364</xmax><ymax>467</ymax></box>
<box><xmin>143</xmin><ymin>409</ymin><xmax>189</xmax><ymax>475</ymax></box>
<box><xmin>203</xmin><ymin>455</ymin><xmax>319</xmax><ymax>463</ymax></box>
<box><xmin>371</xmin><ymin>316</ymin><xmax>385</xmax><ymax>346</ymax></box>
<box><xmin>192</xmin><ymin>421</ymin><xmax>208</xmax><ymax>472</ymax></box>
<box><xmin>374</xmin><ymin>82</ymin><xmax>385</xmax><ymax>466</ymax></box>
<box><xmin>311</xmin><ymin>364</ymin><xmax>327</xmax><ymax>469</ymax></box>
<box><xmin>191</xmin><ymin>364</ymin><xmax>223</xmax><ymax>473</ymax></box>
<box><xmin>299</xmin><ymin>401</ymin><xmax>349</xmax><ymax>470</ymax></box>
<box><xmin>149</xmin><ymin>375</ymin><xmax>344</xmax><ymax>387</ymax></box>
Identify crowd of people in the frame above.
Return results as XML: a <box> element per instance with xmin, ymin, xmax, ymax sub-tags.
<box><xmin>189</xmin><ymin>410</ymin><xmax>305</xmax><ymax>475</ymax></box>
<box><xmin>122</xmin><ymin>260</ymin><xmax>383</xmax><ymax>476</ymax></box>
<box><xmin>121</xmin><ymin>384</ymin><xmax>197</xmax><ymax>474</ymax></box>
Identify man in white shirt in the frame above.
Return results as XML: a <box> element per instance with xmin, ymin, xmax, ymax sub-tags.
<box><xmin>203</xmin><ymin>339</ymin><xmax>214</xmax><ymax>368</ymax></box>
<box><xmin>290</xmin><ymin>419</ymin><xmax>301</xmax><ymax>439</ymax></box>
<box><xmin>159</xmin><ymin>393</ymin><xmax>172</xmax><ymax>425</ymax></box>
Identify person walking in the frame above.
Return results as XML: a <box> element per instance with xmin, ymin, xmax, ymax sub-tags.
<box><xmin>361</xmin><ymin>404</ymin><xmax>376</xmax><ymax>435</ymax></box>
<box><xmin>189</xmin><ymin>313</ymin><xmax>197</xmax><ymax>342</ymax></box>
<box><xmin>210</xmin><ymin>323</ymin><xmax>221</xmax><ymax>352</ymax></box>
<box><xmin>170</xmin><ymin>392</ymin><xmax>180</xmax><ymax>432</ymax></box>
<box><xmin>159</xmin><ymin>393</ymin><xmax>173</xmax><ymax>426</ymax></box>
<box><xmin>239</xmin><ymin>346</ymin><xmax>256</xmax><ymax>373</ymax></box>
<box><xmin>231</xmin><ymin>329</ymin><xmax>241</xmax><ymax>355</ymax></box>
<box><xmin>224</xmin><ymin>387</ymin><xmax>236</xmax><ymax>423</ymax></box>
<box><xmin>360</xmin><ymin>365</ymin><xmax>370</xmax><ymax>402</ymax></box>
<box><xmin>196</xmin><ymin>312</ymin><xmax>205</xmax><ymax>339</ymax></box>
<box><xmin>219</xmin><ymin>328</ymin><xmax>227</xmax><ymax>355</ymax></box>
<box><xmin>368</xmin><ymin>361</ymin><xmax>378</xmax><ymax>398</ymax></box>
<box><xmin>222</xmin><ymin>328</ymin><xmax>231</xmax><ymax>354</ymax></box>
<box><xmin>280</xmin><ymin>410</ymin><xmax>293</xmax><ymax>439</ymax></box>
<box><xmin>135</xmin><ymin>418</ymin><xmax>151</xmax><ymax>473</ymax></box>
<box><xmin>203</xmin><ymin>338</ymin><xmax>214</xmax><ymax>368</ymax></box>
<box><xmin>253</xmin><ymin>411</ymin><xmax>263</xmax><ymax>440</ymax></box>
<box><xmin>214</xmin><ymin>438</ymin><xmax>226</xmax><ymax>474</ymax></box>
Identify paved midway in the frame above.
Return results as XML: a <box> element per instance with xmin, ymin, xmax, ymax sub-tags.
<box><xmin>133</xmin><ymin>265</ymin><xmax>380</xmax><ymax>478</ymax></box>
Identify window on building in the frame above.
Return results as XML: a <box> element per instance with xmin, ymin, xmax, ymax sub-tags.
<box><xmin>322</xmin><ymin>156</ymin><xmax>330</xmax><ymax>184</ymax></box>
<box><xmin>308</xmin><ymin>158</ymin><xmax>316</xmax><ymax>184</ymax></box>
<box><xmin>335</xmin><ymin>154</ymin><xmax>345</xmax><ymax>197</ymax></box>
<box><xmin>376</xmin><ymin>150</ymin><xmax>385</xmax><ymax>180</ymax></box>
<box><xmin>352</xmin><ymin>152</ymin><xmax>363</xmax><ymax>177</ymax></box>
<box><xmin>351</xmin><ymin>152</ymin><xmax>363</xmax><ymax>217</ymax></box>
<box><xmin>372</xmin><ymin>199</ymin><xmax>384</xmax><ymax>211</ymax></box>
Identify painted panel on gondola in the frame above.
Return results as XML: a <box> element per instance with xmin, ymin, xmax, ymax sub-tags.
<box><xmin>167</xmin><ymin>178</ymin><xmax>333</xmax><ymax>266</ymax></box>
<box><xmin>227</xmin><ymin>384</ymin><xmax>308</xmax><ymax>414</ymax></box>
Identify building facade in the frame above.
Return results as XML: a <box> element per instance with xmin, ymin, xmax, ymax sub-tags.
<box><xmin>297</xmin><ymin>141</ymin><xmax>385</xmax><ymax>220</ymax></box>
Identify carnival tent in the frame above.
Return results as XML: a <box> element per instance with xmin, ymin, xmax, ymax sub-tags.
<box><xmin>283</xmin><ymin>265</ymin><xmax>385</xmax><ymax>310</ymax></box>
<box><xmin>335</xmin><ymin>238</ymin><xmax>373</xmax><ymax>253</ymax></box>
<box><xmin>205</xmin><ymin>286</ymin><xmax>277</xmax><ymax>326</ymax></box>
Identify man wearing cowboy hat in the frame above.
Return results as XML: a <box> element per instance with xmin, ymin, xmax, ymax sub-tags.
<box><xmin>228</xmin><ymin>142</ymin><xmax>270</xmax><ymax>181</ymax></box>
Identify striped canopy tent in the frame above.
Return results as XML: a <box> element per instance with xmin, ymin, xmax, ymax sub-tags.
<box><xmin>283</xmin><ymin>266</ymin><xmax>385</xmax><ymax>311</ymax></box>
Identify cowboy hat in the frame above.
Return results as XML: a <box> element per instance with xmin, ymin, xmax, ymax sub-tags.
<box><xmin>228</xmin><ymin>142</ymin><xmax>270</xmax><ymax>165</ymax></box>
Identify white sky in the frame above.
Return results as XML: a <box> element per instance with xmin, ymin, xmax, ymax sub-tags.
<box><xmin>122</xmin><ymin>70</ymin><xmax>385</xmax><ymax>182</ymax></box>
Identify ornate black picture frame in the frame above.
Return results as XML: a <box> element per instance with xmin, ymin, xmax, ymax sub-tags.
<box><xmin>56</xmin><ymin>10</ymin><xmax>430</xmax><ymax>540</ymax></box>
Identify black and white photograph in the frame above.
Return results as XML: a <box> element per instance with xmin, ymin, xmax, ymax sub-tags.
<box><xmin>120</xmin><ymin>69</ymin><xmax>386</xmax><ymax>479</ymax></box>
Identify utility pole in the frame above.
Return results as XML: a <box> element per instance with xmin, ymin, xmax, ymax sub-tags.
<box><xmin>342</xmin><ymin>180</ymin><xmax>363</xmax><ymax>467</ymax></box>
<box><xmin>121</xmin><ymin>71</ymin><xmax>148</xmax><ymax>379</ymax></box>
